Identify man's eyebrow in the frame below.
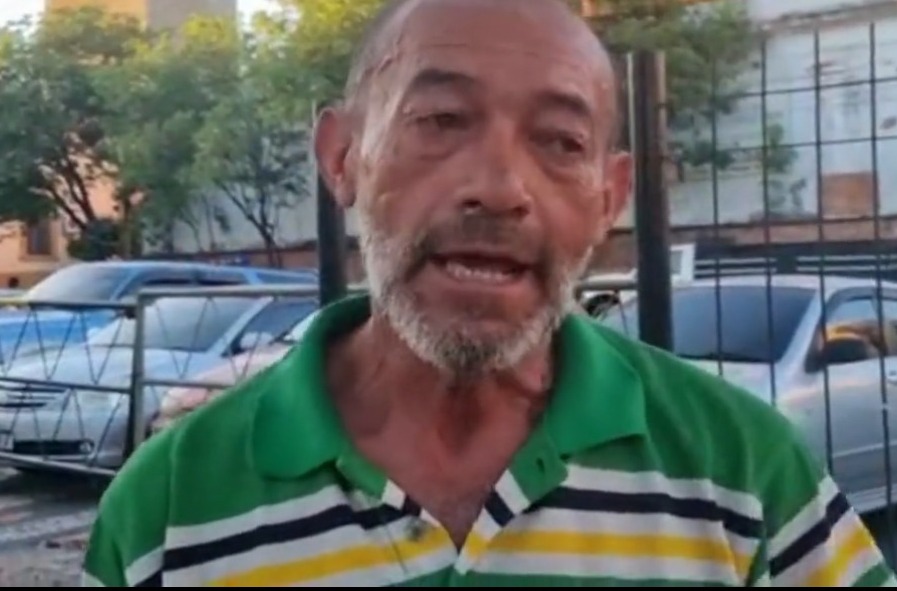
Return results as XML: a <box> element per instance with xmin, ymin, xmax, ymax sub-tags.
<box><xmin>534</xmin><ymin>89</ymin><xmax>594</xmax><ymax>122</ymax></box>
<box><xmin>407</xmin><ymin>68</ymin><xmax>479</xmax><ymax>93</ymax></box>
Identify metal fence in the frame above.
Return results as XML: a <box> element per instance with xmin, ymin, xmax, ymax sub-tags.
<box><xmin>0</xmin><ymin>297</ymin><xmax>137</xmax><ymax>477</ymax></box>
<box><xmin>607</xmin><ymin>20</ymin><xmax>897</xmax><ymax>564</ymax></box>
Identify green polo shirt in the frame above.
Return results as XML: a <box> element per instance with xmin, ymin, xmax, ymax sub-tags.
<box><xmin>82</xmin><ymin>296</ymin><xmax>895</xmax><ymax>587</ymax></box>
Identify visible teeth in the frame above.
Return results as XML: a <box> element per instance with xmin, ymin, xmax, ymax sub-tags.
<box><xmin>445</xmin><ymin>262</ymin><xmax>513</xmax><ymax>283</ymax></box>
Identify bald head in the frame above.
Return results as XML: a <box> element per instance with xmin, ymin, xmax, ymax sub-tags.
<box><xmin>344</xmin><ymin>0</ymin><xmax>620</xmax><ymax>145</ymax></box>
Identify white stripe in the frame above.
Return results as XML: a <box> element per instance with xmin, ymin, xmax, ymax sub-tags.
<box><xmin>80</xmin><ymin>571</ymin><xmax>106</xmax><ymax>587</ymax></box>
<box><xmin>775</xmin><ymin>498</ymin><xmax>862</xmax><ymax>587</ymax></box>
<box><xmin>495</xmin><ymin>474</ymin><xmax>529</xmax><ymax>515</ymax></box>
<box><xmin>841</xmin><ymin>537</ymin><xmax>892</xmax><ymax>587</ymax></box>
<box><xmin>565</xmin><ymin>465</ymin><xmax>762</xmax><ymax>520</ymax></box>
<box><xmin>125</xmin><ymin>547</ymin><xmax>163</xmax><ymax>586</ymax></box>
<box><xmin>477</xmin><ymin>552</ymin><xmax>740</xmax><ymax>585</ymax></box>
<box><xmin>768</xmin><ymin>475</ymin><xmax>839</xmax><ymax>560</ymax></box>
<box><xmin>381</xmin><ymin>480</ymin><xmax>406</xmax><ymax>509</ymax></box>
<box><xmin>165</xmin><ymin>485</ymin><xmax>348</xmax><ymax>548</ymax></box>
<box><xmin>164</xmin><ymin>514</ymin><xmax>453</xmax><ymax>586</ymax></box>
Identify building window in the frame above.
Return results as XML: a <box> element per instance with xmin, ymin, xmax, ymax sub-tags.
<box><xmin>24</xmin><ymin>219</ymin><xmax>53</xmax><ymax>257</ymax></box>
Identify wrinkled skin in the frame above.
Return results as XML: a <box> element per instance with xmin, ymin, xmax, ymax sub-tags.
<box><xmin>315</xmin><ymin>0</ymin><xmax>632</xmax><ymax>546</ymax></box>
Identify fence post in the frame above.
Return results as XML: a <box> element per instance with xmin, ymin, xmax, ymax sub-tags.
<box><xmin>314</xmin><ymin>102</ymin><xmax>349</xmax><ymax>306</ymax></box>
<box><xmin>124</xmin><ymin>294</ymin><xmax>147</xmax><ymax>462</ymax></box>
<box><xmin>628</xmin><ymin>50</ymin><xmax>673</xmax><ymax>351</ymax></box>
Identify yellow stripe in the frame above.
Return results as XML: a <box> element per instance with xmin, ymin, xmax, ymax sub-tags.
<box><xmin>805</xmin><ymin>524</ymin><xmax>875</xmax><ymax>587</ymax></box>
<box><xmin>206</xmin><ymin>526</ymin><xmax>452</xmax><ymax>587</ymax></box>
<box><xmin>490</xmin><ymin>530</ymin><xmax>752</xmax><ymax>577</ymax></box>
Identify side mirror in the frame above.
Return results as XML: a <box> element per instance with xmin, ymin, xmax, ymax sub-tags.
<box><xmin>811</xmin><ymin>337</ymin><xmax>872</xmax><ymax>371</ymax></box>
<box><xmin>236</xmin><ymin>331</ymin><xmax>275</xmax><ymax>354</ymax></box>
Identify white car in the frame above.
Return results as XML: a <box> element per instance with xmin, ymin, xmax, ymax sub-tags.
<box><xmin>0</xmin><ymin>294</ymin><xmax>316</xmax><ymax>471</ymax></box>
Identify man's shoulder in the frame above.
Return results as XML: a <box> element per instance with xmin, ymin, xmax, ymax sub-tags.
<box><xmin>100</xmin><ymin>349</ymin><xmax>297</xmax><ymax>518</ymax></box>
<box><xmin>584</xmin><ymin>319</ymin><xmax>796</xmax><ymax>456</ymax></box>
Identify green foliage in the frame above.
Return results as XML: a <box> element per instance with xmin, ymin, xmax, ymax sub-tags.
<box><xmin>190</xmin><ymin>33</ymin><xmax>313</xmax><ymax>266</ymax></box>
<box><xmin>0</xmin><ymin>7</ymin><xmax>142</xmax><ymax>250</ymax></box>
<box><xmin>97</xmin><ymin>15</ymin><xmax>243</xmax><ymax>252</ymax></box>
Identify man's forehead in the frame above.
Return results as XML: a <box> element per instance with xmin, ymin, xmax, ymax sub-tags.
<box><xmin>372</xmin><ymin>0</ymin><xmax>611</xmax><ymax>88</ymax></box>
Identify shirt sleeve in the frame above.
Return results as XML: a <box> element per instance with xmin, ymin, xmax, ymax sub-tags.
<box><xmin>81</xmin><ymin>432</ymin><xmax>172</xmax><ymax>587</ymax></box>
<box><xmin>81</xmin><ymin>512</ymin><xmax>127</xmax><ymax>587</ymax></box>
<box><xmin>756</xmin><ymin>426</ymin><xmax>897</xmax><ymax>587</ymax></box>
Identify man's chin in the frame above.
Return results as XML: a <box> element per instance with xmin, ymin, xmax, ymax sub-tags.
<box><xmin>380</xmin><ymin>295</ymin><xmax>560</xmax><ymax>375</ymax></box>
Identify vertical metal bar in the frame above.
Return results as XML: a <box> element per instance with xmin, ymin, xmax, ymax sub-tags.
<box><xmin>813</xmin><ymin>30</ymin><xmax>835</xmax><ymax>475</ymax></box>
<box><xmin>629</xmin><ymin>50</ymin><xmax>673</xmax><ymax>351</ymax></box>
<box><xmin>709</xmin><ymin>59</ymin><xmax>725</xmax><ymax>379</ymax></box>
<box><xmin>867</xmin><ymin>22</ymin><xmax>896</xmax><ymax>563</ymax></box>
<box><xmin>759</xmin><ymin>39</ymin><xmax>779</xmax><ymax>407</ymax></box>
<box><xmin>124</xmin><ymin>296</ymin><xmax>147</xmax><ymax>461</ymax></box>
<box><xmin>314</xmin><ymin>103</ymin><xmax>349</xmax><ymax>306</ymax></box>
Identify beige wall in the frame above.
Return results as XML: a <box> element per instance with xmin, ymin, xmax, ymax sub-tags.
<box><xmin>0</xmin><ymin>176</ymin><xmax>121</xmax><ymax>289</ymax></box>
<box><xmin>45</xmin><ymin>0</ymin><xmax>237</xmax><ymax>27</ymax></box>
<box><xmin>46</xmin><ymin>0</ymin><xmax>149</xmax><ymax>21</ymax></box>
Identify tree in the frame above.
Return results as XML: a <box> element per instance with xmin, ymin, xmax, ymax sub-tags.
<box><xmin>0</xmin><ymin>7</ymin><xmax>147</xmax><ymax>259</ymax></box>
<box><xmin>190</xmin><ymin>35</ymin><xmax>313</xmax><ymax>267</ymax></box>
<box><xmin>98</xmin><ymin>15</ymin><xmax>243</xmax><ymax>254</ymax></box>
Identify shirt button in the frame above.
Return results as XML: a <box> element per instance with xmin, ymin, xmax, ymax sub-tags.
<box><xmin>406</xmin><ymin>518</ymin><xmax>429</xmax><ymax>541</ymax></box>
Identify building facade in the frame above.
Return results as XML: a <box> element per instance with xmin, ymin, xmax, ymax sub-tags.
<box><xmin>45</xmin><ymin>0</ymin><xmax>236</xmax><ymax>28</ymax></box>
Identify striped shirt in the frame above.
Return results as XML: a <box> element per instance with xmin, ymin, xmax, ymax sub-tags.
<box><xmin>82</xmin><ymin>295</ymin><xmax>896</xmax><ymax>587</ymax></box>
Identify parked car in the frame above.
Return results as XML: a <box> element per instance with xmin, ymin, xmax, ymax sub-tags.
<box><xmin>598</xmin><ymin>273</ymin><xmax>897</xmax><ymax>515</ymax></box>
<box><xmin>0</xmin><ymin>293</ymin><xmax>317</xmax><ymax>471</ymax></box>
<box><xmin>579</xmin><ymin>243</ymin><xmax>695</xmax><ymax>315</ymax></box>
<box><xmin>0</xmin><ymin>261</ymin><xmax>317</xmax><ymax>364</ymax></box>
<box><xmin>152</xmin><ymin>310</ymin><xmax>320</xmax><ymax>433</ymax></box>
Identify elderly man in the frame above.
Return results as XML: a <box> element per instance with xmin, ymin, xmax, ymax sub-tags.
<box><xmin>82</xmin><ymin>0</ymin><xmax>894</xmax><ymax>587</ymax></box>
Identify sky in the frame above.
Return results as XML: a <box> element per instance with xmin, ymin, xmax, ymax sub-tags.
<box><xmin>0</xmin><ymin>0</ymin><xmax>280</xmax><ymax>26</ymax></box>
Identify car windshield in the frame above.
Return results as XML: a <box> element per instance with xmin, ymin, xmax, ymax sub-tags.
<box><xmin>26</xmin><ymin>265</ymin><xmax>130</xmax><ymax>302</ymax></box>
<box><xmin>89</xmin><ymin>296</ymin><xmax>255</xmax><ymax>353</ymax></box>
<box><xmin>600</xmin><ymin>284</ymin><xmax>816</xmax><ymax>363</ymax></box>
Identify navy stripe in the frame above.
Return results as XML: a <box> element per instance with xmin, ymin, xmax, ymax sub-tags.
<box><xmin>163</xmin><ymin>503</ymin><xmax>406</xmax><ymax>571</ymax></box>
<box><xmin>484</xmin><ymin>491</ymin><xmax>515</xmax><ymax>527</ymax></box>
<box><xmin>769</xmin><ymin>492</ymin><xmax>850</xmax><ymax>577</ymax></box>
<box><xmin>534</xmin><ymin>486</ymin><xmax>763</xmax><ymax>539</ymax></box>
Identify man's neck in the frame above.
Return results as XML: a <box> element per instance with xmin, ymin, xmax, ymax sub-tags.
<box><xmin>326</xmin><ymin>313</ymin><xmax>555</xmax><ymax>455</ymax></box>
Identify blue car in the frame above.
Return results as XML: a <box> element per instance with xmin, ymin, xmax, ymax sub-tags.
<box><xmin>0</xmin><ymin>260</ymin><xmax>318</xmax><ymax>363</ymax></box>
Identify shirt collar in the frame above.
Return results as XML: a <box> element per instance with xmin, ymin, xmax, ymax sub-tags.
<box><xmin>251</xmin><ymin>296</ymin><xmax>646</xmax><ymax>479</ymax></box>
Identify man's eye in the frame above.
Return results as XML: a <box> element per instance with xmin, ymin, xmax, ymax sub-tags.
<box><xmin>418</xmin><ymin>112</ymin><xmax>469</xmax><ymax>131</ymax></box>
<box><xmin>535</xmin><ymin>131</ymin><xmax>586</xmax><ymax>157</ymax></box>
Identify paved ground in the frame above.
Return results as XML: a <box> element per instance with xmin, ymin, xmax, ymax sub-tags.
<box><xmin>0</xmin><ymin>468</ymin><xmax>102</xmax><ymax>586</ymax></box>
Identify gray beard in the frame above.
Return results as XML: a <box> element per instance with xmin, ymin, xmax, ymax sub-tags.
<box><xmin>356</xmin><ymin>211</ymin><xmax>589</xmax><ymax>378</ymax></box>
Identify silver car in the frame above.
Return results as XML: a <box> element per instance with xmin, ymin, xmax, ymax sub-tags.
<box><xmin>0</xmin><ymin>294</ymin><xmax>316</xmax><ymax>471</ymax></box>
<box><xmin>599</xmin><ymin>274</ymin><xmax>897</xmax><ymax>515</ymax></box>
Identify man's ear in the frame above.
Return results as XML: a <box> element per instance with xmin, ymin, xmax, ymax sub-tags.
<box><xmin>313</xmin><ymin>106</ymin><xmax>356</xmax><ymax>209</ymax></box>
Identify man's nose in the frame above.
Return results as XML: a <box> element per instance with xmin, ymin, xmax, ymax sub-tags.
<box><xmin>459</xmin><ymin>121</ymin><xmax>533</xmax><ymax>218</ymax></box>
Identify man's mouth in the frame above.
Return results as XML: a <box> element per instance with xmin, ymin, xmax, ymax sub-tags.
<box><xmin>430</xmin><ymin>253</ymin><xmax>530</xmax><ymax>286</ymax></box>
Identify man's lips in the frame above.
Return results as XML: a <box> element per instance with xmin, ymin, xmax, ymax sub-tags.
<box><xmin>429</xmin><ymin>249</ymin><xmax>534</xmax><ymax>286</ymax></box>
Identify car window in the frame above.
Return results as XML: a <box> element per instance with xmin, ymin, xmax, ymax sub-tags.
<box><xmin>25</xmin><ymin>265</ymin><xmax>131</xmax><ymax>302</ymax></box>
<box><xmin>239</xmin><ymin>298</ymin><xmax>317</xmax><ymax>343</ymax></box>
<box><xmin>89</xmin><ymin>297</ymin><xmax>256</xmax><ymax>353</ymax></box>
<box><xmin>601</xmin><ymin>285</ymin><xmax>815</xmax><ymax>363</ymax></box>
<box><xmin>819</xmin><ymin>296</ymin><xmax>897</xmax><ymax>360</ymax></box>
